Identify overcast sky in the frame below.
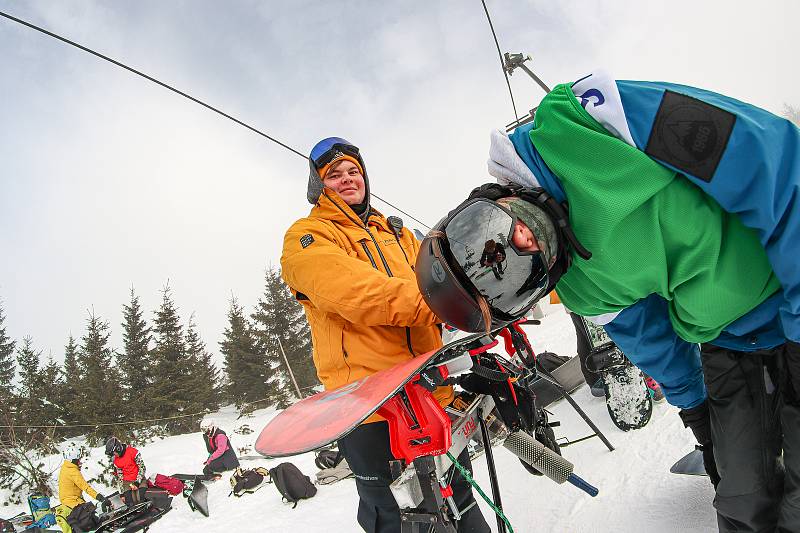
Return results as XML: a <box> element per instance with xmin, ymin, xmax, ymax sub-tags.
<box><xmin>1</xmin><ymin>0</ymin><xmax>797</xmax><ymax>366</ymax></box>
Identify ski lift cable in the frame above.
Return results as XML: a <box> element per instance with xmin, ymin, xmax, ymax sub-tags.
<box><xmin>0</xmin><ymin>394</ymin><xmax>280</xmax><ymax>429</ymax></box>
<box><xmin>0</xmin><ymin>10</ymin><xmax>432</xmax><ymax>230</ymax></box>
<box><xmin>480</xmin><ymin>0</ymin><xmax>520</xmax><ymax>125</ymax></box>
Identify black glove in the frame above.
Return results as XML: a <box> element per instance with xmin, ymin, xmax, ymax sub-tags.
<box><xmin>678</xmin><ymin>400</ymin><xmax>720</xmax><ymax>487</ymax></box>
<box><xmin>95</xmin><ymin>493</ymin><xmax>105</xmax><ymax>502</ymax></box>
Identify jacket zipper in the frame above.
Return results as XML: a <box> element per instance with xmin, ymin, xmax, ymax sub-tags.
<box><xmin>364</xmin><ymin>226</ymin><xmax>393</xmax><ymax>276</ymax></box>
<box><xmin>360</xmin><ymin>241</ymin><xmax>378</xmax><ymax>269</ymax></box>
<box><xmin>327</xmin><ymin>193</ymin><xmax>416</xmax><ymax>356</ymax></box>
<box><xmin>365</xmin><ymin>225</ymin><xmax>416</xmax><ymax>356</ymax></box>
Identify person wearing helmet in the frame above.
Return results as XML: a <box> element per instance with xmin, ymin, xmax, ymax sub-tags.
<box><xmin>417</xmin><ymin>71</ymin><xmax>800</xmax><ymax>532</ymax></box>
<box><xmin>200</xmin><ymin>419</ymin><xmax>239</xmax><ymax>479</ymax></box>
<box><xmin>56</xmin><ymin>443</ymin><xmax>105</xmax><ymax>533</ymax></box>
<box><xmin>104</xmin><ymin>436</ymin><xmax>146</xmax><ymax>493</ymax></box>
<box><xmin>280</xmin><ymin>138</ymin><xmax>490</xmax><ymax>532</ymax></box>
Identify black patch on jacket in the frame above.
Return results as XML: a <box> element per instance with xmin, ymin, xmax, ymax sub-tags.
<box><xmin>300</xmin><ymin>234</ymin><xmax>315</xmax><ymax>248</ymax></box>
<box><xmin>645</xmin><ymin>90</ymin><xmax>736</xmax><ymax>182</ymax></box>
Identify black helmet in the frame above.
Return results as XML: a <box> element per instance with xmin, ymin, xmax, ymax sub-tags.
<box><xmin>104</xmin><ymin>436</ymin><xmax>125</xmax><ymax>457</ymax></box>
<box><xmin>415</xmin><ymin>183</ymin><xmax>591</xmax><ymax>333</ymax></box>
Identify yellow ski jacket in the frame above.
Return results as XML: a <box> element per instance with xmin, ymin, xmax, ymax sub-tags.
<box><xmin>58</xmin><ymin>460</ymin><xmax>98</xmax><ymax>508</ymax></box>
<box><xmin>282</xmin><ymin>190</ymin><xmax>453</xmax><ymax>420</ymax></box>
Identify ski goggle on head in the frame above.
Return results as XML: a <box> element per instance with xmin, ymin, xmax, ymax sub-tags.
<box><xmin>441</xmin><ymin>198</ymin><xmax>557</xmax><ymax>318</ymax></box>
<box><xmin>309</xmin><ymin>137</ymin><xmax>361</xmax><ymax>170</ymax></box>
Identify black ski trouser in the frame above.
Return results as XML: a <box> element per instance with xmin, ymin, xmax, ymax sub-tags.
<box><xmin>203</xmin><ymin>449</ymin><xmax>239</xmax><ymax>477</ymax></box>
<box><xmin>338</xmin><ymin>421</ymin><xmax>491</xmax><ymax>533</ymax></box>
<box><xmin>701</xmin><ymin>342</ymin><xmax>800</xmax><ymax>532</ymax></box>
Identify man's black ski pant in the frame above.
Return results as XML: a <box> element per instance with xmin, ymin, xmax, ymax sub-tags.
<box><xmin>701</xmin><ymin>342</ymin><xmax>800</xmax><ymax>532</ymax></box>
<box><xmin>338</xmin><ymin>420</ymin><xmax>491</xmax><ymax>533</ymax></box>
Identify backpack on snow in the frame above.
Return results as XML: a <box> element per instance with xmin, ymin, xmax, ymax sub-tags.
<box><xmin>66</xmin><ymin>501</ymin><xmax>101</xmax><ymax>532</ymax></box>
<box><xmin>28</xmin><ymin>493</ymin><xmax>56</xmax><ymax>528</ymax></box>
<box><xmin>268</xmin><ymin>463</ymin><xmax>317</xmax><ymax>508</ymax></box>
<box><xmin>153</xmin><ymin>473</ymin><xmax>185</xmax><ymax>496</ymax></box>
<box><xmin>229</xmin><ymin>467</ymin><xmax>270</xmax><ymax>497</ymax></box>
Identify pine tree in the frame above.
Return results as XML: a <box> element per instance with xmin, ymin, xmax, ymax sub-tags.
<box><xmin>0</xmin><ymin>302</ymin><xmax>16</xmax><ymax>412</ymax></box>
<box><xmin>221</xmin><ymin>297</ymin><xmax>272</xmax><ymax>411</ymax></box>
<box><xmin>14</xmin><ymin>337</ymin><xmax>42</xmax><ymax>435</ymax></box>
<box><xmin>59</xmin><ymin>334</ymin><xmax>81</xmax><ymax>434</ymax></box>
<box><xmin>74</xmin><ymin>312</ymin><xmax>125</xmax><ymax>443</ymax></box>
<box><xmin>251</xmin><ymin>266</ymin><xmax>319</xmax><ymax>406</ymax></box>
<box><xmin>119</xmin><ymin>287</ymin><xmax>152</xmax><ymax>415</ymax></box>
<box><xmin>149</xmin><ymin>284</ymin><xmax>194</xmax><ymax>433</ymax></box>
<box><xmin>40</xmin><ymin>355</ymin><xmax>65</xmax><ymax>438</ymax></box>
<box><xmin>185</xmin><ymin>314</ymin><xmax>220</xmax><ymax>413</ymax></box>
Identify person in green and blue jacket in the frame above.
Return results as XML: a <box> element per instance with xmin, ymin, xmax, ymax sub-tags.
<box><xmin>416</xmin><ymin>70</ymin><xmax>800</xmax><ymax>533</ymax></box>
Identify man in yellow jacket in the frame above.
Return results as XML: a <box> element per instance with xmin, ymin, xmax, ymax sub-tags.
<box><xmin>56</xmin><ymin>443</ymin><xmax>105</xmax><ymax>533</ymax></box>
<box><xmin>281</xmin><ymin>137</ymin><xmax>489</xmax><ymax>533</ymax></box>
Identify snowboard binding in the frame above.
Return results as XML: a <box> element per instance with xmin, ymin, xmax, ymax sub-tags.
<box><xmin>380</xmin><ymin>322</ymin><xmax>605</xmax><ymax>533</ymax></box>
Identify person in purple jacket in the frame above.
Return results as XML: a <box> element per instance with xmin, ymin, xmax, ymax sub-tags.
<box><xmin>200</xmin><ymin>418</ymin><xmax>239</xmax><ymax>479</ymax></box>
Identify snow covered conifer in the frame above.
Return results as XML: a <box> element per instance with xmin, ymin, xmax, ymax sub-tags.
<box><xmin>0</xmin><ymin>302</ymin><xmax>16</xmax><ymax>411</ymax></box>
<box><xmin>251</xmin><ymin>266</ymin><xmax>319</xmax><ymax>405</ymax></box>
<box><xmin>221</xmin><ymin>296</ymin><xmax>273</xmax><ymax>411</ymax></box>
<box><xmin>14</xmin><ymin>336</ymin><xmax>42</xmax><ymax>436</ymax></box>
<box><xmin>119</xmin><ymin>287</ymin><xmax>152</xmax><ymax>417</ymax></box>
<box><xmin>185</xmin><ymin>313</ymin><xmax>221</xmax><ymax>413</ymax></box>
<box><xmin>75</xmin><ymin>311</ymin><xmax>124</xmax><ymax>443</ymax></box>
<box><xmin>150</xmin><ymin>283</ymin><xmax>195</xmax><ymax>433</ymax></box>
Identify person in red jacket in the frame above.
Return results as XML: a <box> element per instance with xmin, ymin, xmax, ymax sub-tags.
<box><xmin>200</xmin><ymin>419</ymin><xmax>239</xmax><ymax>480</ymax></box>
<box><xmin>104</xmin><ymin>436</ymin><xmax>146</xmax><ymax>493</ymax></box>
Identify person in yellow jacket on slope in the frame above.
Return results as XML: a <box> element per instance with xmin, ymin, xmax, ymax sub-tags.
<box><xmin>56</xmin><ymin>443</ymin><xmax>106</xmax><ymax>533</ymax></box>
<box><xmin>281</xmin><ymin>137</ymin><xmax>490</xmax><ymax>533</ymax></box>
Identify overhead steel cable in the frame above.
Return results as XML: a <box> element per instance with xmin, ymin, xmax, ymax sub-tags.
<box><xmin>480</xmin><ymin>0</ymin><xmax>519</xmax><ymax>124</ymax></box>
<box><xmin>0</xmin><ymin>9</ymin><xmax>432</xmax><ymax>229</ymax></box>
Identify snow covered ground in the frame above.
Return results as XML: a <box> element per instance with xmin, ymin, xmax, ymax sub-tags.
<box><xmin>2</xmin><ymin>304</ymin><xmax>718</xmax><ymax>532</ymax></box>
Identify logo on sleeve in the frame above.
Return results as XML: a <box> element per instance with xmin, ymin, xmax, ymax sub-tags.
<box><xmin>645</xmin><ymin>90</ymin><xmax>736</xmax><ymax>182</ymax></box>
<box><xmin>578</xmin><ymin>88</ymin><xmax>605</xmax><ymax>109</ymax></box>
<box><xmin>300</xmin><ymin>234</ymin><xmax>315</xmax><ymax>248</ymax></box>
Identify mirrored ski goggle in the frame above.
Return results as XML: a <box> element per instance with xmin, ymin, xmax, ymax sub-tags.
<box><xmin>310</xmin><ymin>139</ymin><xmax>361</xmax><ymax>169</ymax></box>
<box><xmin>442</xmin><ymin>199</ymin><xmax>550</xmax><ymax>317</ymax></box>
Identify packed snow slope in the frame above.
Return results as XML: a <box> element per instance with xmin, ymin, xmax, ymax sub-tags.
<box><xmin>2</xmin><ymin>303</ymin><xmax>718</xmax><ymax>532</ymax></box>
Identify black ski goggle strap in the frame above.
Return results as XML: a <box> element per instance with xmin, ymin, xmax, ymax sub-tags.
<box><xmin>311</xmin><ymin>143</ymin><xmax>362</xmax><ymax>170</ymax></box>
<box><xmin>443</xmin><ymin>199</ymin><xmax>549</xmax><ymax>317</ymax></box>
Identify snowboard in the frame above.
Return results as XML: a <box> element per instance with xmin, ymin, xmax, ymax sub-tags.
<box><xmin>95</xmin><ymin>501</ymin><xmax>151</xmax><ymax>532</ymax></box>
<box><xmin>255</xmin><ymin>333</ymin><xmax>485</xmax><ymax>458</ymax></box>
<box><xmin>577</xmin><ymin>316</ymin><xmax>652</xmax><ymax>431</ymax></box>
<box><xmin>186</xmin><ymin>476</ymin><xmax>209</xmax><ymax>517</ymax></box>
<box><xmin>670</xmin><ymin>448</ymin><xmax>708</xmax><ymax>476</ymax></box>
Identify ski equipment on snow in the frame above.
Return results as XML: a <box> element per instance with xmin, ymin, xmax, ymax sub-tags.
<box><xmin>670</xmin><ymin>448</ymin><xmax>709</xmax><ymax>477</ymax></box>
<box><xmin>229</xmin><ymin>467</ymin><xmax>271</xmax><ymax>497</ymax></box>
<box><xmin>268</xmin><ymin>463</ymin><xmax>317</xmax><ymax>508</ymax></box>
<box><xmin>186</xmin><ymin>476</ymin><xmax>210</xmax><ymax>517</ymax></box>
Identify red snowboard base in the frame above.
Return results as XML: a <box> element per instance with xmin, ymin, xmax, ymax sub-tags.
<box><xmin>255</xmin><ymin>334</ymin><xmax>484</xmax><ymax>457</ymax></box>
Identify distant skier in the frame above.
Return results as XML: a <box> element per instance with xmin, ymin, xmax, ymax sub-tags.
<box><xmin>105</xmin><ymin>436</ymin><xmax>146</xmax><ymax>493</ymax></box>
<box><xmin>416</xmin><ymin>71</ymin><xmax>800</xmax><ymax>532</ymax></box>
<box><xmin>200</xmin><ymin>418</ymin><xmax>240</xmax><ymax>479</ymax></box>
<box><xmin>280</xmin><ymin>137</ymin><xmax>490</xmax><ymax>532</ymax></box>
<box><xmin>56</xmin><ymin>443</ymin><xmax>106</xmax><ymax>533</ymax></box>
<box><xmin>479</xmin><ymin>239</ymin><xmax>506</xmax><ymax>279</ymax></box>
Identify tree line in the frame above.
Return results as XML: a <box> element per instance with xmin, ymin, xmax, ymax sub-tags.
<box><xmin>0</xmin><ymin>265</ymin><xmax>318</xmax><ymax>447</ymax></box>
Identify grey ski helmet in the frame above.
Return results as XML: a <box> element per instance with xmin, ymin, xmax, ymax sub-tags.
<box><xmin>415</xmin><ymin>183</ymin><xmax>591</xmax><ymax>333</ymax></box>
